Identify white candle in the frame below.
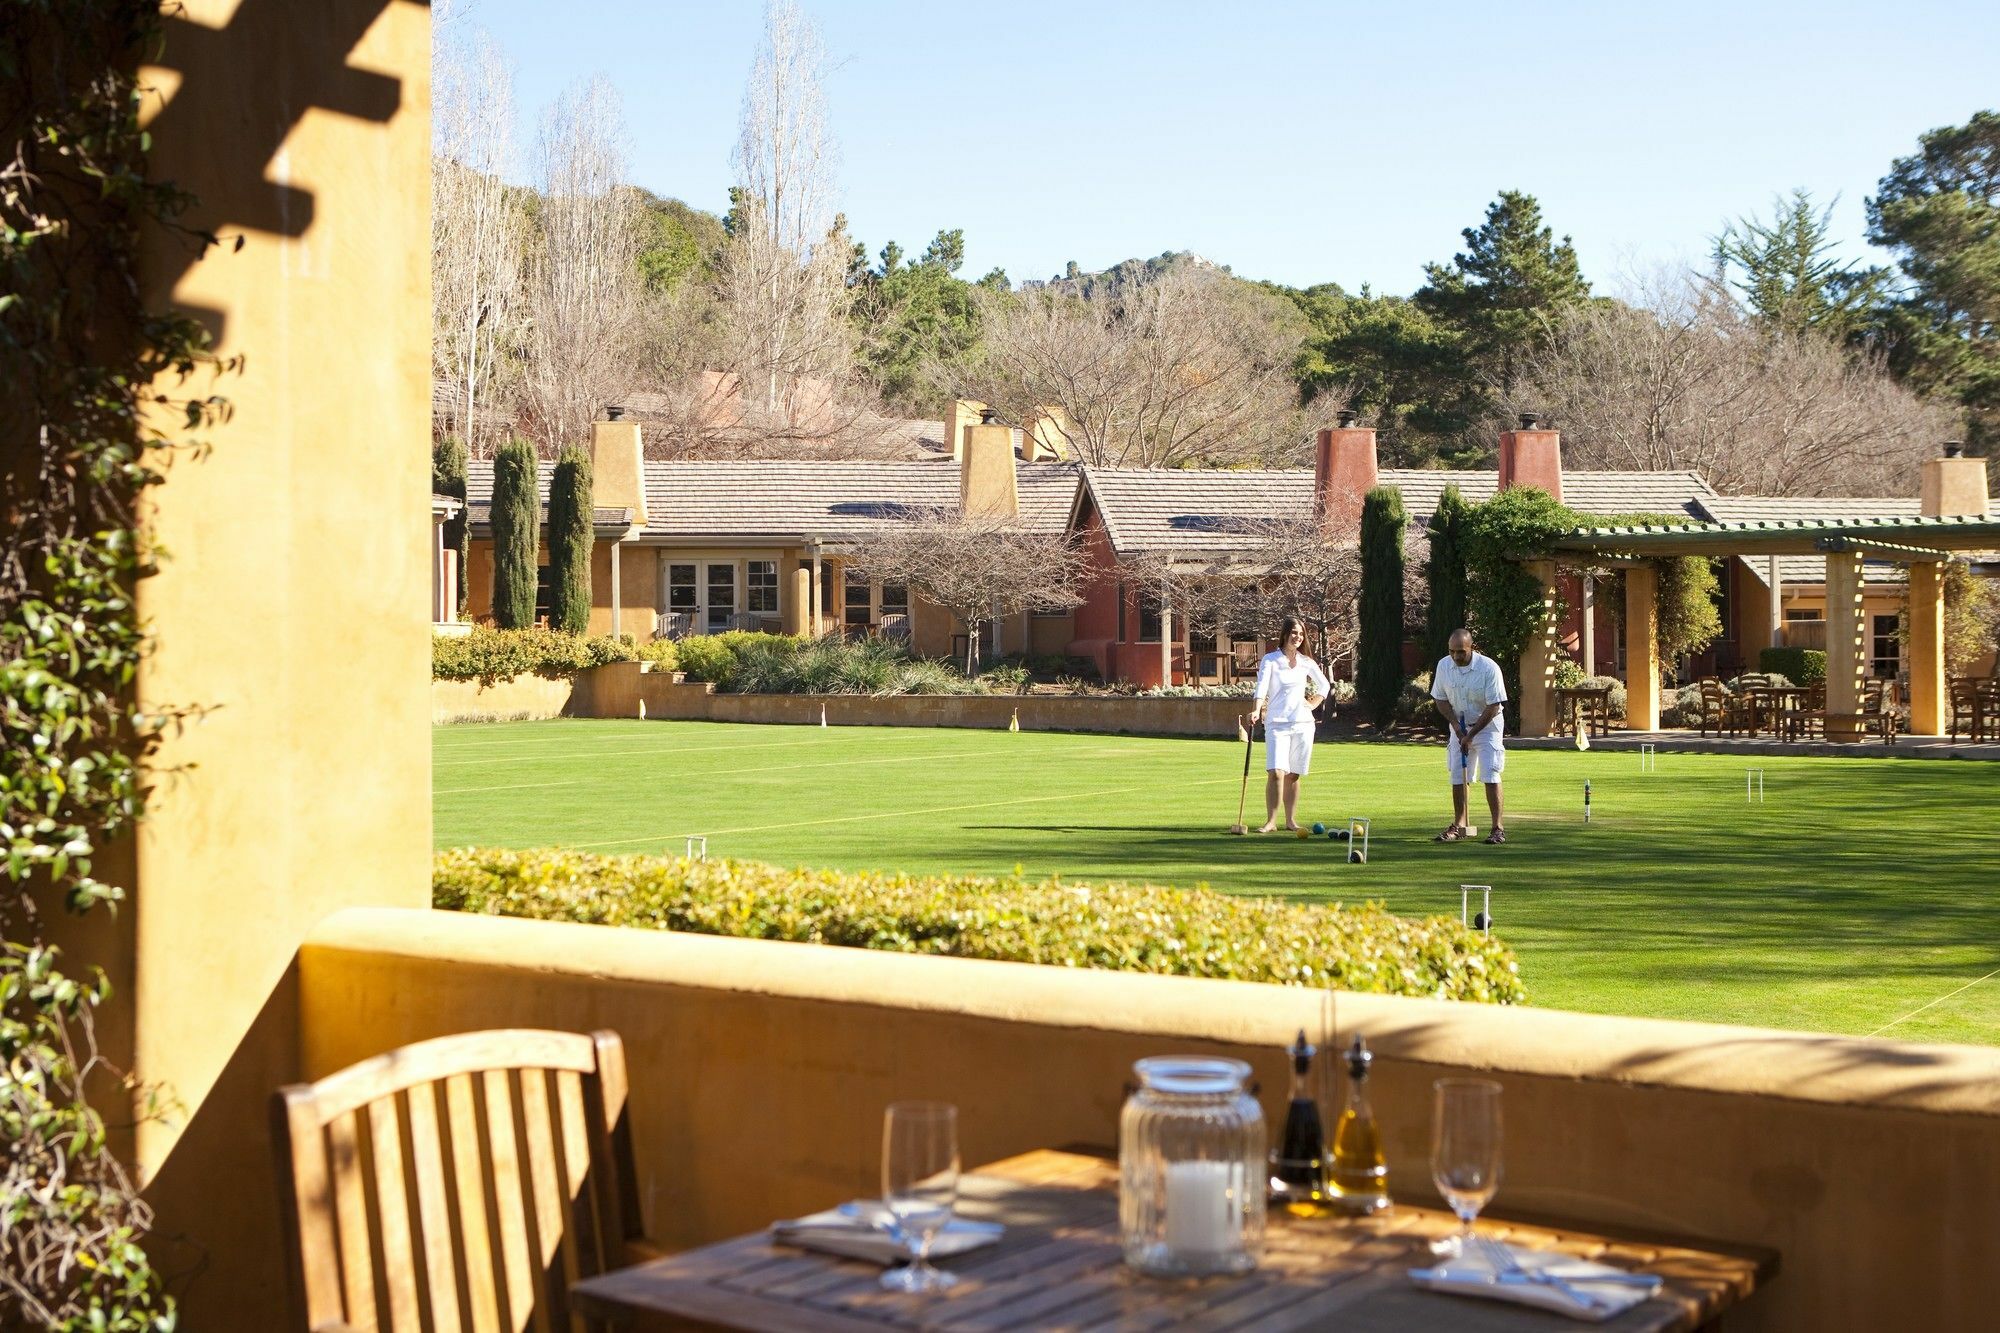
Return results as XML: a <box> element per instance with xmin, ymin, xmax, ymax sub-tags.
<box><xmin>1163</xmin><ymin>1160</ymin><xmax>1241</xmax><ymax>1256</ymax></box>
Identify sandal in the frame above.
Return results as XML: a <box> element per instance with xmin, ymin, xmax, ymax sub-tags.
<box><xmin>1434</xmin><ymin>826</ymin><xmax>1468</xmax><ymax>843</ymax></box>
<box><xmin>1484</xmin><ymin>828</ymin><xmax>1507</xmax><ymax>845</ymax></box>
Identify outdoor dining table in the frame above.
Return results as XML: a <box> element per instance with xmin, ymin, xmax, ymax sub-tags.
<box><xmin>1551</xmin><ymin>686</ymin><xmax>1615</xmax><ymax>738</ymax></box>
<box><xmin>1743</xmin><ymin>685</ymin><xmax>1807</xmax><ymax>738</ymax></box>
<box><xmin>571</xmin><ymin>1148</ymin><xmax>1774</xmax><ymax>1331</ymax></box>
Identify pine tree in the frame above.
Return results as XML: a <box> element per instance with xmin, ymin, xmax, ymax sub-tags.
<box><xmin>546</xmin><ymin>442</ymin><xmax>593</xmax><ymax>634</ymax></box>
<box><xmin>1425</xmin><ymin>484</ymin><xmax>1470</xmax><ymax>666</ymax></box>
<box><xmin>1416</xmin><ymin>191</ymin><xmax>1590</xmax><ymax>401</ymax></box>
<box><xmin>1714</xmin><ymin>188</ymin><xmax>1883</xmax><ymax>339</ymax></box>
<box><xmin>1356</xmin><ymin>486</ymin><xmax>1407</xmax><ymax>729</ymax></box>
<box><xmin>490</xmin><ymin>437</ymin><xmax>539</xmax><ymax>629</ymax></box>
<box><xmin>431</xmin><ymin>437</ymin><xmax>469</xmax><ymax>614</ymax></box>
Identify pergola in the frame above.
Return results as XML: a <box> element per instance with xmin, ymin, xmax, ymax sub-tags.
<box><xmin>1514</xmin><ymin>514</ymin><xmax>2000</xmax><ymax>738</ymax></box>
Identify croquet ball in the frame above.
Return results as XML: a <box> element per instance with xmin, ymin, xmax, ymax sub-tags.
<box><xmin>1311</xmin><ymin>822</ymin><xmax>1326</xmax><ymax>836</ymax></box>
<box><xmin>1348</xmin><ymin>850</ymin><xmax>1364</xmax><ymax>864</ymax></box>
<box><xmin>1331</xmin><ymin>828</ymin><xmax>1349</xmax><ymax>840</ymax></box>
<box><xmin>1473</xmin><ymin>911</ymin><xmax>1491</xmax><ymax>930</ymax></box>
<box><xmin>1296</xmin><ymin>827</ymin><xmax>1311</xmax><ymax>839</ymax></box>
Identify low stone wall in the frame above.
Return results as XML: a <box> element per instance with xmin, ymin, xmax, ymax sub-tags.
<box><xmin>633</xmin><ymin>677</ymin><xmax>1245</xmax><ymax>737</ymax></box>
<box><xmin>304</xmin><ymin>908</ymin><xmax>2000</xmax><ymax>1332</ymax></box>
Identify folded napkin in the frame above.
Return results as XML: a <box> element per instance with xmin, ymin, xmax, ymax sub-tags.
<box><xmin>771</xmin><ymin>1202</ymin><xmax>1004</xmax><ymax>1266</ymax></box>
<box><xmin>1408</xmin><ymin>1239</ymin><xmax>1664</xmax><ymax>1323</ymax></box>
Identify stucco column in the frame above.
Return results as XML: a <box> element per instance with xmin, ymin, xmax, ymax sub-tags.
<box><xmin>788</xmin><ymin>565</ymin><xmax>810</xmax><ymax>636</ymax></box>
<box><xmin>1159</xmin><ymin>569</ymin><xmax>1173</xmax><ymax>688</ymax></box>
<box><xmin>1517</xmin><ymin>559</ymin><xmax>1560</xmax><ymax>737</ymax></box>
<box><xmin>1825</xmin><ymin>551</ymin><xmax>1866</xmax><ymax>716</ymax></box>
<box><xmin>1907</xmin><ymin>560</ymin><xmax>1946</xmax><ymax>736</ymax></box>
<box><xmin>1767</xmin><ymin>555</ymin><xmax>1784</xmax><ymax>649</ymax></box>
<box><xmin>609</xmin><ymin>539</ymin><xmax>622</xmax><ymax>638</ymax></box>
<box><xmin>1624</xmin><ymin>564</ymin><xmax>1661</xmax><ymax>731</ymax></box>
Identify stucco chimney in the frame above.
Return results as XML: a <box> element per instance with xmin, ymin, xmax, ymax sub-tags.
<box><xmin>948</xmin><ymin>399</ymin><xmax>986</xmax><ymax>461</ymax></box>
<box><xmin>1313</xmin><ymin>410</ymin><xmax>1378</xmax><ymax>537</ymax></box>
<box><xmin>1498</xmin><ymin>412</ymin><xmax>1563</xmax><ymax>503</ymax></box>
<box><xmin>960</xmin><ymin>408</ymin><xmax>1019</xmax><ymax>518</ymax></box>
<box><xmin>1921</xmin><ymin>441</ymin><xmax>1989</xmax><ymax>517</ymax></box>
<box><xmin>592</xmin><ymin>412</ymin><xmax>647</xmax><ymax>523</ymax></box>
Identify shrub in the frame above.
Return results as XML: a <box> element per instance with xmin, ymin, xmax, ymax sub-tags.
<box><xmin>1581</xmin><ymin>674</ymin><xmax>1627</xmax><ymax>720</ymax></box>
<box><xmin>1141</xmin><ymin>682</ymin><xmax>1257</xmax><ymax>698</ymax></box>
<box><xmin>671</xmin><ymin>631</ymin><xmax>993</xmax><ymax>695</ymax></box>
<box><xmin>1728</xmin><ymin>671</ymin><xmax>1792</xmax><ymax>691</ymax></box>
<box><xmin>435</xmin><ymin>848</ymin><xmax>1525</xmax><ymax>1004</ymax></box>
<box><xmin>979</xmin><ymin>663</ymin><xmax>1031</xmax><ymax>693</ymax></box>
<box><xmin>546</xmin><ymin>443</ymin><xmax>593</xmax><ymax>634</ymax></box>
<box><xmin>635</xmin><ymin>639</ymin><xmax>678</xmax><ymax>667</ymax></box>
<box><xmin>1660</xmin><ymin>683</ymin><xmax>1704</xmax><ymax>728</ymax></box>
<box><xmin>1759</xmin><ymin>647</ymin><xmax>1826</xmax><ymax>685</ymax></box>
<box><xmin>490</xmin><ymin>437</ymin><xmax>539</xmax><ymax>629</ymax></box>
<box><xmin>1424</xmin><ymin>483</ymin><xmax>1471</xmax><ymax>665</ymax></box>
<box><xmin>433</xmin><ymin>626</ymin><xmax>637</xmax><ymax>685</ymax></box>
<box><xmin>1393</xmin><ymin>670</ymin><xmax>1444</xmax><ymax>731</ymax></box>
<box><xmin>1357</xmin><ymin>486</ymin><xmax>1407</xmax><ymax>728</ymax></box>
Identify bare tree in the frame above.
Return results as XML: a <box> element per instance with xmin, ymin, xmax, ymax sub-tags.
<box><xmin>960</xmin><ymin>267</ymin><xmax>1310</xmax><ymax>468</ymax></box>
<box><xmin>722</xmin><ymin>1</ymin><xmax>853</xmax><ymax>416</ymax></box>
<box><xmin>432</xmin><ymin>25</ymin><xmax>522</xmax><ymax>453</ymax></box>
<box><xmin>846</xmin><ymin>509</ymin><xmax>1088</xmax><ymax>671</ymax></box>
<box><xmin>519</xmin><ymin>76</ymin><xmax>643</xmax><ymax>452</ymax></box>
<box><xmin>1519</xmin><ymin>268</ymin><xmax>1958</xmax><ymax>496</ymax></box>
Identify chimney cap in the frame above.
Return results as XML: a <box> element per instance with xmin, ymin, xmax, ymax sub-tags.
<box><xmin>1943</xmin><ymin>440</ymin><xmax>1965</xmax><ymax>458</ymax></box>
<box><xmin>979</xmin><ymin>406</ymin><xmax>1000</xmax><ymax>426</ymax></box>
<box><xmin>1517</xmin><ymin>412</ymin><xmax>1542</xmax><ymax>430</ymax></box>
<box><xmin>1337</xmin><ymin>409</ymin><xmax>1359</xmax><ymax>428</ymax></box>
<box><xmin>604</xmin><ymin>404</ymin><xmax>626</xmax><ymax>422</ymax></box>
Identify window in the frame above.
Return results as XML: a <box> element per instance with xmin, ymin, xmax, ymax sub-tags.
<box><xmin>705</xmin><ymin>563</ymin><xmax>736</xmax><ymax>633</ymax></box>
<box><xmin>746</xmin><ymin>560</ymin><xmax>779</xmax><ymax>614</ymax></box>
<box><xmin>534</xmin><ymin>562</ymin><xmax>554</xmax><ymax>624</ymax></box>
<box><xmin>667</xmin><ymin>564</ymin><xmax>698</xmax><ymax>612</ymax></box>
<box><xmin>879</xmin><ymin>581</ymin><xmax>908</xmax><ymax>616</ymax></box>
<box><xmin>1871</xmin><ymin>613</ymin><xmax>1900</xmax><ymax>679</ymax></box>
<box><xmin>844</xmin><ymin>566</ymin><xmax>871</xmax><ymax>631</ymax></box>
<box><xmin>1136</xmin><ymin>588</ymin><xmax>1162</xmax><ymax>643</ymax></box>
<box><xmin>1783</xmin><ymin>607</ymin><xmax>1820</xmax><ymax>623</ymax></box>
<box><xmin>1116</xmin><ymin>582</ymin><xmax>1127</xmax><ymax>642</ymax></box>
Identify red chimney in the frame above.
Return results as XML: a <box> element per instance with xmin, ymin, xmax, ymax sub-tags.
<box><xmin>1498</xmin><ymin>412</ymin><xmax>1562</xmax><ymax>503</ymax></box>
<box><xmin>1314</xmin><ymin>410</ymin><xmax>1378</xmax><ymax>538</ymax></box>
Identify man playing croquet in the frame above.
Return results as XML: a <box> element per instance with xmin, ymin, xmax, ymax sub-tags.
<box><xmin>1247</xmin><ymin>617</ymin><xmax>1331</xmax><ymax>833</ymax></box>
<box><xmin>1432</xmin><ymin>628</ymin><xmax>1508</xmax><ymax>844</ymax></box>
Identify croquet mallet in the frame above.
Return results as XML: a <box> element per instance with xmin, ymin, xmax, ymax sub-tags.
<box><xmin>1228</xmin><ymin>713</ymin><xmax>1255</xmax><ymax>834</ymax></box>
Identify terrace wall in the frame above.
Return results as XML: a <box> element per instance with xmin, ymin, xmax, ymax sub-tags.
<box><xmin>302</xmin><ymin>908</ymin><xmax>2000</xmax><ymax>1333</ymax></box>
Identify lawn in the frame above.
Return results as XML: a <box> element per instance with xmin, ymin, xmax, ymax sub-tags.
<box><xmin>434</xmin><ymin>719</ymin><xmax>1999</xmax><ymax>1046</ymax></box>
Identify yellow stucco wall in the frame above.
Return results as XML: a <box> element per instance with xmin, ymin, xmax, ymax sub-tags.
<box><xmin>50</xmin><ymin>4</ymin><xmax>437</xmax><ymax>1324</ymax></box>
<box><xmin>302</xmin><ymin>909</ymin><xmax>2000</xmax><ymax>1332</ymax></box>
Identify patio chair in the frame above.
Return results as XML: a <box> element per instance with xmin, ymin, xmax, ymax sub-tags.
<box><xmin>1948</xmin><ymin>676</ymin><xmax>1984</xmax><ymax>741</ymax></box>
<box><xmin>878</xmin><ymin>611</ymin><xmax>911</xmax><ymax>642</ymax></box>
<box><xmin>656</xmin><ymin>611</ymin><xmax>694</xmax><ymax>641</ymax></box>
<box><xmin>1694</xmin><ymin>678</ymin><xmax>1740</xmax><ymax>737</ymax></box>
<box><xmin>273</xmin><ymin>1028</ymin><xmax>651</xmax><ymax>1333</ymax></box>
<box><xmin>1860</xmin><ymin>680</ymin><xmax>1900</xmax><ymax>744</ymax></box>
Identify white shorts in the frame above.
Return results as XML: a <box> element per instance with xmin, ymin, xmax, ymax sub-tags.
<box><xmin>1266</xmin><ymin>722</ymin><xmax>1315</xmax><ymax>776</ymax></box>
<box><xmin>1448</xmin><ymin>729</ymin><xmax>1505</xmax><ymax>784</ymax></box>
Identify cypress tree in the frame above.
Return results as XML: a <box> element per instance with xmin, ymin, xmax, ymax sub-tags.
<box><xmin>1356</xmin><ymin>485</ymin><xmax>1407</xmax><ymax>730</ymax></box>
<box><xmin>1424</xmin><ymin>483</ymin><xmax>1470</xmax><ymax>666</ymax></box>
<box><xmin>546</xmin><ymin>442</ymin><xmax>594</xmax><ymax>634</ymax></box>
<box><xmin>490</xmin><ymin>437</ymin><xmax>539</xmax><ymax>629</ymax></box>
<box><xmin>432</xmin><ymin>437</ymin><xmax>470</xmax><ymax>613</ymax></box>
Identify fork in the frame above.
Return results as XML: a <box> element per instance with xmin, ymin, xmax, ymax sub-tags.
<box><xmin>1474</xmin><ymin>1234</ymin><xmax>1609</xmax><ymax>1313</ymax></box>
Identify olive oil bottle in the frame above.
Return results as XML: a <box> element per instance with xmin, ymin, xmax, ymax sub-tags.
<box><xmin>1329</xmin><ymin>1035</ymin><xmax>1390</xmax><ymax>1215</ymax></box>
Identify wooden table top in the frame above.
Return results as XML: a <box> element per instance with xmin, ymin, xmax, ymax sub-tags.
<box><xmin>572</xmin><ymin>1150</ymin><xmax>1775</xmax><ymax>1332</ymax></box>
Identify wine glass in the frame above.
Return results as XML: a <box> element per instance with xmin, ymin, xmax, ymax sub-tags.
<box><xmin>880</xmin><ymin>1101</ymin><xmax>960</xmax><ymax>1293</ymax></box>
<box><xmin>1428</xmin><ymin>1079</ymin><xmax>1502</xmax><ymax>1259</ymax></box>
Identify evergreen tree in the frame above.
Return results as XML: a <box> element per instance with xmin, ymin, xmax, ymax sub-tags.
<box><xmin>1866</xmin><ymin>110</ymin><xmax>2000</xmax><ymax>451</ymax></box>
<box><xmin>546</xmin><ymin>442</ymin><xmax>593</xmax><ymax>634</ymax></box>
<box><xmin>490</xmin><ymin>437</ymin><xmax>539</xmax><ymax>629</ymax></box>
<box><xmin>1424</xmin><ymin>484</ymin><xmax>1470</xmax><ymax>666</ymax></box>
<box><xmin>1291</xmin><ymin>287</ymin><xmax>1487</xmax><ymax>468</ymax></box>
<box><xmin>1416</xmin><ymin>191</ymin><xmax>1591</xmax><ymax>402</ymax></box>
<box><xmin>1714</xmin><ymin>188</ymin><xmax>1883</xmax><ymax>339</ymax></box>
<box><xmin>1356</xmin><ymin>485</ymin><xmax>1408</xmax><ymax>729</ymax></box>
<box><xmin>431</xmin><ymin>436</ymin><xmax>470</xmax><ymax>614</ymax></box>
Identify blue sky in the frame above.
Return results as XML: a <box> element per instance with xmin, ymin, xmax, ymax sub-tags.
<box><xmin>457</xmin><ymin>0</ymin><xmax>1999</xmax><ymax>296</ymax></box>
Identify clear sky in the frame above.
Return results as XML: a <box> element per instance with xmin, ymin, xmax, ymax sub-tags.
<box><xmin>454</xmin><ymin>0</ymin><xmax>2000</xmax><ymax>297</ymax></box>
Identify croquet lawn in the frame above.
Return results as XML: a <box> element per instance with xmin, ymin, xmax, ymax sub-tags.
<box><xmin>435</xmin><ymin>719</ymin><xmax>1999</xmax><ymax>1047</ymax></box>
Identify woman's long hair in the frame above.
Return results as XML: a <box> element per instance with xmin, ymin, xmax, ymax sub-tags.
<box><xmin>1279</xmin><ymin>616</ymin><xmax>1305</xmax><ymax>648</ymax></box>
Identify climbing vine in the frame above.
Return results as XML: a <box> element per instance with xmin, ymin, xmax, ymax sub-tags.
<box><xmin>3</xmin><ymin>3</ymin><xmax>233</xmax><ymax>1327</ymax></box>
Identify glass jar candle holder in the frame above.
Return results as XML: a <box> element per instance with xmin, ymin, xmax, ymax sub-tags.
<box><xmin>1119</xmin><ymin>1056</ymin><xmax>1266</xmax><ymax>1277</ymax></box>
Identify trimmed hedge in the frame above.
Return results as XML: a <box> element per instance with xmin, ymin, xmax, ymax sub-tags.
<box><xmin>434</xmin><ymin>848</ymin><xmax>1525</xmax><ymax>1004</ymax></box>
<box><xmin>675</xmin><ymin>631</ymin><xmax>989</xmax><ymax>695</ymax></box>
<box><xmin>434</xmin><ymin>626</ymin><xmax>638</xmax><ymax>685</ymax></box>
<box><xmin>1758</xmin><ymin>647</ymin><xmax>1826</xmax><ymax>685</ymax></box>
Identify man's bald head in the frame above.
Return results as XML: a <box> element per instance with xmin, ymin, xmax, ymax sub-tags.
<box><xmin>1448</xmin><ymin>629</ymin><xmax>1474</xmax><ymax>664</ymax></box>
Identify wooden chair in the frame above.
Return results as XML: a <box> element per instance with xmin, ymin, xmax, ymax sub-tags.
<box><xmin>1948</xmin><ymin>676</ymin><xmax>1985</xmax><ymax>741</ymax></box>
<box><xmin>1694</xmin><ymin>678</ymin><xmax>1738</xmax><ymax>737</ymax></box>
<box><xmin>273</xmin><ymin>1029</ymin><xmax>649</xmax><ymax>1333</ymax></box>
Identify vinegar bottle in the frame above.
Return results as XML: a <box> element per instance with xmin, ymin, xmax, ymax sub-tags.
<box><xmin>1329</xmin><ymin>1035</ymin><xmax>1391</xmax><ymax>1215</ymax></box>
<box><xmin>1272</xmin><ymin>1030</ymin><xmax>1326</xmax><ymax>1212</ymax></box>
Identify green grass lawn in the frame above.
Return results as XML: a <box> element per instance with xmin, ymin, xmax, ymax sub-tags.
<box><xmin>434</xmin><ymin>719</ymin><xmax>1999</xmax><ymax>1046</ymax></box>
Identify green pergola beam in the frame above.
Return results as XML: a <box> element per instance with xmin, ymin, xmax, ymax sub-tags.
<box><xmin>1545</xmin><ymin>514</ymin><xmax>2000</xmax><ymax>558</ymax></box>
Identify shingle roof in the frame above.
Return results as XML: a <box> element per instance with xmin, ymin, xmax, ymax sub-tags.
<box><xmin>637</xmin><ymin>458</ymin><xmax>1080</xmax><ymax>541</ymax></box>
<box><xmin>1078</xmin><ymin>466</ymin><xmax>1720</xmax><ymax>555</ymax></box>
<box><xmin>1689</xmin><ymin>495</ymin><xmax>1924</xmax><ymax>585</ymax></box>
<box><xmin>463</xmin><ymin>460</ymin><xmax>634</xmax><ymax>528</ymax></box>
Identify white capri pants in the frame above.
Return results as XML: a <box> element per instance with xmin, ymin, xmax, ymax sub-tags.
<box><xmin>1265</xmin><ymin>722</ymin><xmax>1316</xmax><ymax>777</ymax></box>
<box><xmin>1447</xmin><ymin>726</ymin><xmax>1505</xmax><ymax>784</ymax></box>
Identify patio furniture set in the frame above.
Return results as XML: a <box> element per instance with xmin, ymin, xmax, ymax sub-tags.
<box><xmin>1688</xmin><ymin>674</ymin><xmax>1904</xmax><ymax>743</ymax></box>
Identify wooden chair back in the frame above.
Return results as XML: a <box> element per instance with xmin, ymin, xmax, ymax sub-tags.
<box><xmin>273</xmin><ymin>1029</ymin><xmax>643</xmax><ymax>1333</ymax></box>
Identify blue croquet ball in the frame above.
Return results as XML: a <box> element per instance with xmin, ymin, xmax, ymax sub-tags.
<box><xmin>1473</xmin><ymin>911</ymin><xmax>1491</xmax><ymax>930</ymax></box>
<box><xmin>1311</xmin><ymin>822</ymin><xmax>1326</xmax><ymax>836</ymax></box>
<box><xmin>1348</xmin><ymin>850</ymin><xmax>1364</xmax><ymax>864</ymax></box>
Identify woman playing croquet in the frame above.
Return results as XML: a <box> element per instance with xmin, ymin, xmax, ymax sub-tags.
<box><xmin>1247</xmin><ymin>617</ymin><xmax>1332</xmax><ymax>833</ymax></box>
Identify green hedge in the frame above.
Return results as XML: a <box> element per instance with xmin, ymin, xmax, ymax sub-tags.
<box><xmin>434</xmin><ymin>849</ymin><xmax>1525</xmax><ymax>1003</ymax></box>
<box><xmin>433</xmin><ymin>626</ymin><xmax>639</xmax><ymax>685</ymax></box>
<box><xmin>676</xmin><ymin>631</ymin><xmax>989</xmax><ymax>695</ymax></box>
<box><xmin>1758</xmin><ymin>647</ymin><xmax>1826</xmax><ymax>685</ymax></box>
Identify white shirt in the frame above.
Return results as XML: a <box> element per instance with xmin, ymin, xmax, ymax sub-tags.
<box><xmin>1431</xmin><ymin>652</ymin><xmax>1507</xmax><ymax>723</ymax></box>
<box><xmin>1254</xmin><ymin>651</ymin><xmax>1331</xmax><ymax>727</ymax></box>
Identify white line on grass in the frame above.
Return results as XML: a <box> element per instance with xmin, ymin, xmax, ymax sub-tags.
<box><xmin>566</xmin><ymin>773</ymin><xmax>1246</xmax><ymax>850</ymax></box>
<box><xmin>1863</xmin><ymin>965</ymin><xmax>2000</xmax><ymax>1038</ymax></box>
<box><xmin>435</xmin><ymin>780</ymin><xmax>583</xmax><ymax>796</ymax></box>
